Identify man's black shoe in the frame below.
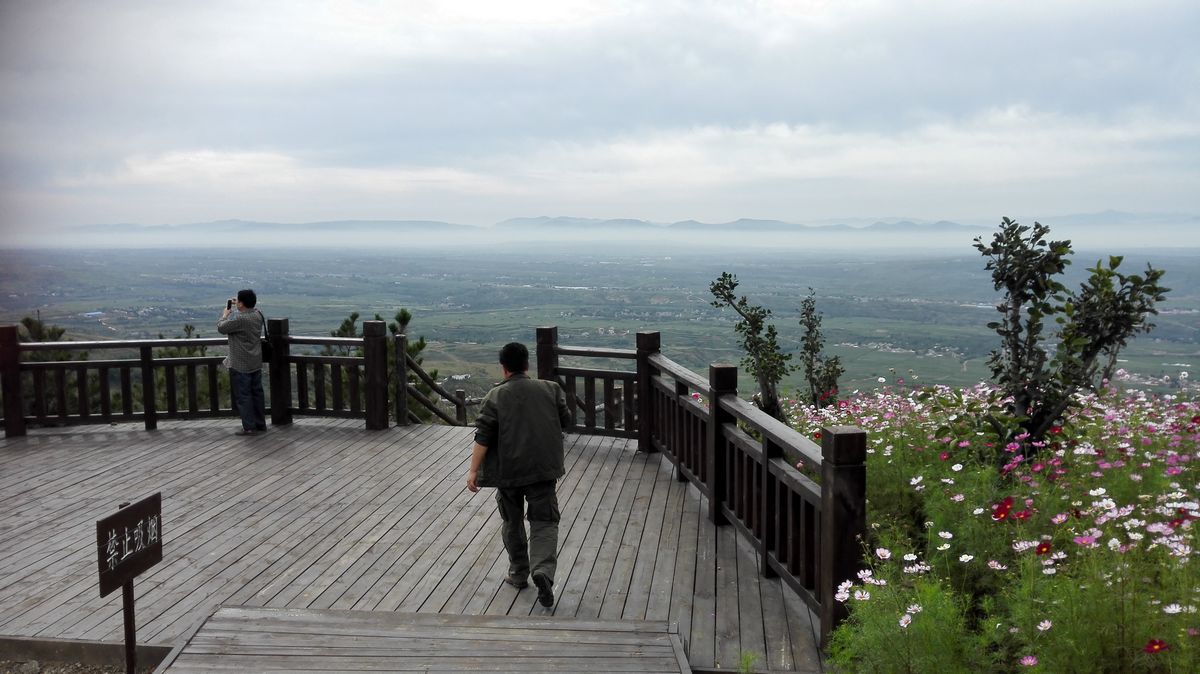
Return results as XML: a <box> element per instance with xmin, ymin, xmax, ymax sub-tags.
<box><xmin>532</xmin><ymin>573</ymin><xmax>553</xmax><ymax>607</ymax></box>
<box><xmin>503</xmin><ymin>575</ymin><xmax>528</xmax><ymax>589</ymax></box>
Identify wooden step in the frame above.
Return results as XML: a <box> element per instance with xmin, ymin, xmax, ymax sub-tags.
<box><xmin>155</xmin><ymin>605</ymin><xmax>691</xmax><ymax>673</ymax></box>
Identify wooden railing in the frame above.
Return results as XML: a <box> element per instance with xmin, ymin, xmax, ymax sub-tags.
<box><xmin>2</xmin><ymin>321</ymin><xmax>864</xmax><ymax>639</ymax></box>
<box><xmin>536</xmin><ymin>326</ymin><xmax>866</xmax><ymax>645</ymax></box>
<box><xmin>536</xmin><ymin>327</ymin><xmax>637</xmax><ymax>438</ymax></box>
<box><xmin>0</xmin><ymin>320</ymin><xmax>469</xmax><ymax>435</ymax></box>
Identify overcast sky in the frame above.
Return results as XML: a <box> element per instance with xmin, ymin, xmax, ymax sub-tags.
<box><xmin>1</xmin><ymin>0</ymin><xmax>1197</xmax><ymax>237</ymax></box>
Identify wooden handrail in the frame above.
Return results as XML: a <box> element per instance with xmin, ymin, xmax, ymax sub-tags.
<box><xmin>556</xmin><ymin>365</ymin><xmax>634</xmax><ymax>379</ymax></box>
<box><xmin>555</xmin><ymin>345</ymin><xmax>637</xmax><ymax>359</ymax></box>
<box><xmin>647</xmin><ymin>352</ymin><xmax>708</xmax><ymax>391</ymax></box>
<box><xmin>20</xmin><ymin>337</ymin><xmax>228</xmax><ymax>351</ymax></box>
<box><xmin>719</xmin><ymin>395</ymin><xmax>823</xmax><ymax>468</ymax></box>
<box><xmin>406</xmin><ymin>383</ymin><xmax>460</xmax><ymax>426</ymax></box>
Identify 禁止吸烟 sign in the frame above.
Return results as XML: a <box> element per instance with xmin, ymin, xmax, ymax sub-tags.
<box><xmin>96</xmin><ymin>493</ymin><xmax>162</xmax><ymax>597</ymax></box>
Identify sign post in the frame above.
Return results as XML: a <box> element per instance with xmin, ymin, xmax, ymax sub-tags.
<box><xmin>96</xmin><ymin>493</ymin><xmax>163</xmax><ymax>674</ymax></box>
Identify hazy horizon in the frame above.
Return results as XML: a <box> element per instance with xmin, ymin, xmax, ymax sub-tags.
<box><xmin>2</xmin><ymin>1</ymin><xmax>1197</xmax><ymax>247</ymax></box>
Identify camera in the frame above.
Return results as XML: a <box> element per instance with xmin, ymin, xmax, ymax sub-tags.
<box><xmin>226</xmin><ymin>299</ymin><xmax>234</xmax><ymax>310</ymax></box>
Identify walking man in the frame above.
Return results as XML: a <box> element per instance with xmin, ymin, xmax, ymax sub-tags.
<box><xmin>218</xmin><ymin>289</ymin><xmax>267</xmax><ymax>435</ymax></box>
<box><xmin>467</xmin><ymin>342</ymin><xmax>571</xmax><ymax>607</ymax></box>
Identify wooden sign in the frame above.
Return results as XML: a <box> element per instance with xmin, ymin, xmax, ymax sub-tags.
<box><xmin>96</xmin><ymin>493</ymin><xmax>162</xmax><ymax>597</ymax></box>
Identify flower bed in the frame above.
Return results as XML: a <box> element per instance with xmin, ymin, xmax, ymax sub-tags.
<box><xmin>789</xmin><ymin>382</ymin><xmax>1198</xmax><ymax>672</ymax></box>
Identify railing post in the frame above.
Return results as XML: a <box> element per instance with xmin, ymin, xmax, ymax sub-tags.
<box><xmin>362</xmin><ymin>321</ymin><xmax>388</xmax><ymax>430</ymax></box>
<box><xmin>819</xmin><ymin>425</ymin><xmax>867</xmax><ymax>646</ymax></box>
<box><xmin>394</xmin><ymin>334</ymin><xmax>409</xmax><ymax>426</ymax></box>
<box><xmin>139</xmin><ymin>346</ymin><xmax>157</xmax><ymax>431</ymax></box>
<box><xmin>535</xmin><ymin>326</ymin><xmax>558</xmax><ymax>381</ymax></box>
<box><xmin>267</xmin><ymin>318</ymin><xmax>292</xmax><ymax>426</ymax></box>
<box><xmin>1</xmin><ymin>326</ymin><xmax>26</xmax><ymax>438</ymax></box>
<box><xmin>455</xmin><ymin>389</ymin><xmax>467</xmax><ymax>426</ymax></box>
<box><xmin>705</xmin><ymin>364</ymin><xmax>736</xmax><ymax>524</ymax></box>
<box><xmin>635</xmin><ymin>331</ymin><xmax>661</xmax><ymax>453</ymax></box>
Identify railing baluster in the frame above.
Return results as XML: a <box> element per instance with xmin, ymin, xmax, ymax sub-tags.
<box><xmin>75</xmin><ymin>365</ymin><xmax>89</xmax><ymax>420</ymax></box>
<box><xmin>99</xmin><ymin>367</ymin><xmax>112</xmax><ymax>421</ymax></box>
<box><xmin>603</xmin><ymin>378</ymin><xmax>615</xmax><ymax>430</ymax></box>
<box><xmin>207</xmin><ymin>364</ymin><xmax>219</xmax><ymax>413</ymax></box>
<box><xmin>331</xmin><ymin>363</ymin><xmax>344</xmax><ymax>411</ymax></box>
<box><xmin>584</xmin><ymin>376</ymin><xmax>596</xmax><ymax>429</ymax></box>
<box><xmin>139</xmin><ymin>345</ymin><xmax>156</xmax><ymax>430</ymax></box>
<box><xmin>186</xmin><ymin>364</ymin><xmax>198</xmax><ymax>413</ymax></box>
<box><xmin>165</xmin><ymin>364</ymin><xmax>178</xmax><ymax>416</ymax></box>
<box><xmin>55</xmin><ymin>367</ymin><xmax>68</xmax><ymax>421</ymax></box>
<box><xmin>314</xmin><ymin>362</ymin><xmax>326</xmax><ymax>411</ymax></box>
<box><xmin>623</xmin><ymin>378</ymin><xmax>635</xmax><ymax>435</ymax></box>
<box><xmin>565</xmin><ymin>374</ymin><xmax>577</xmax><ymax>425</ymax></box>
<box><xmin>33</xmin><ymin>369</ymin><xmax>47</xmax><ymax>422</ymax></box>
<box><xmin>349</xmin><ymin>365</ymin><xmax>360</xmax><ymax>413</ymax></box>
<box><xmin>297</xmin><ymin>363</ymin><xmax>309</xmax><ymax>411</ymax></box>
<box><xmin>121</xmin><ymin>367</ymin><xmax>133</xmax><ymax>417</ymax></box>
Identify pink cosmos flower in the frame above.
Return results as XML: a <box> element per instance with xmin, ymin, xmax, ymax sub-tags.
<box><xmin>1019</xmin><ymin>655</ymin><xmax>1038</xmax><ymax>666</ymax></box>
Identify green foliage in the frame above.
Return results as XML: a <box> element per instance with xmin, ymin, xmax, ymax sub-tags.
<box><xmin>709</xmin><ymin>272</ymin><xmax>792</xmax><ymax>422</ymax></box>
<box><xmin>798</xmin><ymin>288</ymin><xmax>843</xmax><ymax>408</ymax></box>
<box><xmin>735</xmin><ymin>650</ymin><xmax>760</xmax><ymax>673</ymax></box>
<box><xmin>18</xmin><ymin>314</ymin><xmax>83</xmax><ymax>362</ymax></box>
<box><xmin>974</xmin><ymin>218</ymin><xmax>1169</xmax><ymax>443</ymax></box>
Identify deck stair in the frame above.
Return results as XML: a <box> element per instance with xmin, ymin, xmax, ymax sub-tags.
<box><xmin>155</xmin><ymin>606</ymin><xmax>691</xmax><ymax>673</ymax></box>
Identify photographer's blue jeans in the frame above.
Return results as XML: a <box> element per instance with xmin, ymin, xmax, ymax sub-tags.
<box><xmin>231</xmin><ymin>369</ymin><xmax>266</xmax><ymax>431</ymax></box>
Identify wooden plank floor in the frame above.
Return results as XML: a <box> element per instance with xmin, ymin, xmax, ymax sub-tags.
<box><xmin>155</xmin><ymin>606</ymin><xmax>691</xmax><ymax>673</ymax></box>
<box><xmin>0</xmin><ymin>419</ymin><xmax>823</xmax><ymax>672</ymax></box>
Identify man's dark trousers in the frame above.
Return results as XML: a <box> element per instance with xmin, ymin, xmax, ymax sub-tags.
<box><xmin>495</xmin><ymin>479</ymin><xmax>559</xmax><ymax>582</ymax></box>
<box><xmin>231</xmin><ymin>369</ymin><xmax>266</xmax><ymax>431</ymax></box>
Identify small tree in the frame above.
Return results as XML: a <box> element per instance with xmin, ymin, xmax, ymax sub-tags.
<box><xmin>326</xmin><ymin>308</ymin><xmax>439</xmax><ymax>422</ymax></box>
<box><xmin>799</xmin><ymin>288</ymin><xmax>843</xmax><ymax>407</ymax></box>
<box><xmin>709</xmin><ymin>272</ymin><xmax>791</xmax><ymax>422</ymax></box>
<box><xmin>974</xmin><ymin>217</ymin><xmax>1168</xmax><ymax>444</ymax></box>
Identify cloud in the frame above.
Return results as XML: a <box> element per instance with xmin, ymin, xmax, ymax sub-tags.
<box><xmin>1</xmin><ymin>0</ymin><xmax>1198</xmax><ymax>231</ymax></box>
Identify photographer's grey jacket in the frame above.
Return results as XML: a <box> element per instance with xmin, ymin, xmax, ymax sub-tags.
<box><xmin>217</xmin><ymin>310</ymin><xmax>264</xmax><ymax>373</ymax></box>
<box><xmin>473</xmin><ymin>373</ymin><xmax>572</xmax><ymax>488</ymax></box>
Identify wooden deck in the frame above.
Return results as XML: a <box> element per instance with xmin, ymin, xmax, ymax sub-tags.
<box><xmin>0</xmin><ymin>419</ymin><xmax>823</xmax><ymax>672</ymax></box>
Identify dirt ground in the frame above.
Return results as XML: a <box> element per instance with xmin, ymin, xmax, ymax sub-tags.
<box><xmin>0</xmin><ymin>662</ymin><xmax>153</xmax><ymax>674</ymax></box>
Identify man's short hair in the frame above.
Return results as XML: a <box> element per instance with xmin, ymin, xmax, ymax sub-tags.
<box><xmin>499</xmin><ymin>342</ymin><xmax>529</xmax><ymax>373</ymax></box>
<box><xmin>237</xmin><ymin>289</ymin><xmax>257</xmax><ymax>309</ymax></box>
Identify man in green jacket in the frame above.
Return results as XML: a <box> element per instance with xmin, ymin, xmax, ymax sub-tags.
<box><xmin>467</xmin><ymin>342</ymin><xmax>572</xmax><ymax>608</ymax></box>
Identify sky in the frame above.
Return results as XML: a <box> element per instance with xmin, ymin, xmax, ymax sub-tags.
<box><xmin>1</xmin><ymin>0</ymin><xmax>1198</xmax><ymax>239</ymax></box>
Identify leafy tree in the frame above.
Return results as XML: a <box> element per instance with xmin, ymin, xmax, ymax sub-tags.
<box><xmin>974</xmin><ymin>217</ymin><xmax>1168</xmax><ymax>444</ymax></box>
<box><xmin>709</xmin><ymin>272</ymin><xmax>791</xmax><ymax>422</ymax></box>
<box><xmin>798</xmin><ymin>288</ymin><xmax>843</xmax><ymax>408</ymax></box>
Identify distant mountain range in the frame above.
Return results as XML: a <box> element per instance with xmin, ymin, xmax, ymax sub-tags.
<box><xmin>493</xmin><ymin>216</ymin><xmax>988</xmax><ymax>232</ymax></box>
<box><xmin>58</xmin><ymin>212</ymin><xmax>1197</xmax><ymax>249</ymax></box>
